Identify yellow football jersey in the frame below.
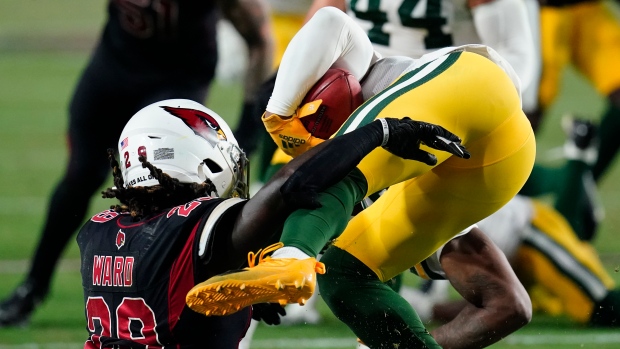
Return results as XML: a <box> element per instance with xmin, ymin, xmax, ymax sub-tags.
<box><xmin>539</xmin><ymin>1</ymin><xmax>620</xmax><ymax>108</ymax></box>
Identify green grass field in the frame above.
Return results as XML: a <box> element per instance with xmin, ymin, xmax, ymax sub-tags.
<box><xmin>1</xmin><ymin>1</ymin><xmax>620</xmax><ymax>348</ymax></box>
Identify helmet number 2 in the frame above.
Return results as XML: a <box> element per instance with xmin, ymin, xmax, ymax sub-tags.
<box><xmin>124</xmin><ymin>151</ymin><xmax>131</xmax><ymax>168</ymax></box>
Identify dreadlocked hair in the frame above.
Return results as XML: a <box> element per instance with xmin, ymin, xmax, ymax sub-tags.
<box><xmin>102</xmin><ymin>149</ymin><xmax>219</xmax><ymax>220</ymax></box>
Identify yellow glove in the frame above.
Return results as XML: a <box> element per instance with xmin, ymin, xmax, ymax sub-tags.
<box><xmin>262</xmin><ymin>100</ymin><xmax>325</xmax><ymax>158</ymax></box>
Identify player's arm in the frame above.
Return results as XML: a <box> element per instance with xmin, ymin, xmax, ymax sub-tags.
<box><xmin>304</xmin><ymin>0</ymin><xmax>346</xmax><ymax>23</ymax></box>
<box><xmin>431</xmin><ymin>227</ymin><xmax>532</xmax><ymax>349</ymax></box>
<box><xmin>469</xmin><ymin>0</ymin><xmax>535</xmax><ymax>90</ymax></box>
<box><xmin>220</xmin><ymin>0</ymin><xmax>275</xmax><ymax>104</ymax></box>
<box><xmin>229</xmin><ymin>117</ymin><xmax>467</xmax><ymax>264</ymax></box>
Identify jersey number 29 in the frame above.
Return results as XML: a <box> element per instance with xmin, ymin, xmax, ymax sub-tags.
<box><xmin>86</xmin><ymin>296</ymin><xmax>162</xmax><ymax>348</ymax></box>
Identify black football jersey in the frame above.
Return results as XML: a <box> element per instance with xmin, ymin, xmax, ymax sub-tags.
<box><xmin>77</xmin><ymin>196</ymin><xmax>250</xmax><ymax>349</ymax></box>
<box><xmin>103</xmin><ymin>0</ymin><xmax>219</xmax><ymax>75</ymax></box>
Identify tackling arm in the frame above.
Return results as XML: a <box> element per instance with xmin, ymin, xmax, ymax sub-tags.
<box><xmin>229</xmin><ymin>117</ymin><xmax>468</xmax><ymax>263</ymax></box>
<box><xmin>431</xmin><ymin>228</ymin><xmax>532</xmax><ymax>349</ymax></box>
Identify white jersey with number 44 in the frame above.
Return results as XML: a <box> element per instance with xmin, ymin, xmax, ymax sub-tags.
<box><xmin>347</xmin><ymin>0</ymin><xmax>479</xmax><ymax>58</ymax></box>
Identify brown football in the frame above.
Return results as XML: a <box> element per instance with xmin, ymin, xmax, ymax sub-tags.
<box><xmin>301</xmin><ymin>68</ymin><xmax>364</xmax><ymax>140</ymax></box>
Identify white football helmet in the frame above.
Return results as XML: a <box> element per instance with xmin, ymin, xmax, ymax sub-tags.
<box><xmin>118</xmin><ymin>99</ymin><xmax>249</xmax><ymax>198</ymax></box>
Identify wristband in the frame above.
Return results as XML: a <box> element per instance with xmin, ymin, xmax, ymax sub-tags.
<box><xmin>378</xmin><ymin>118</ymin><xmax>390</xmax><ymax>147</ymax></box>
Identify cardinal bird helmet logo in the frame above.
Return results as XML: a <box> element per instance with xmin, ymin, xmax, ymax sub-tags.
<box><xmin>161</xmin><ymin>106</ymin><xmax>228</xmax><ymax>147</ymax></box>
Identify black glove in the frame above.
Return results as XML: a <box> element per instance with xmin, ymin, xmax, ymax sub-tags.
<box><xmin>380</xmin><ymin>117</ymin><xmax>470</xmax><ymax>165</ymax></box>
<box><xmin>251</xmin><ymin>303</ymin><xmax>286</xmax><ymax>325</ymax></box>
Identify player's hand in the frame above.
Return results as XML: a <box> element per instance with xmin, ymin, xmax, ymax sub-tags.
<box><xmin>262</xmin><ymin>102</ymin><xmax>325</xmax><ymax>158</ymax></box>
<box><xmin>380</xmin><ymin>118</ymin><xmax>470</xmax><ymax>165</ymax></box>
<box><xmin>251</xmin><ymin>303</ymin><xmax>286</xmax><ymax>325</ymax></box>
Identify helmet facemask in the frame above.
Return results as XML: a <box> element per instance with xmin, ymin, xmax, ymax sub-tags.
<box><xmin>198</xmin><ymin>141</ymin><xmax>250</xmax><ymax>199</ymax></box>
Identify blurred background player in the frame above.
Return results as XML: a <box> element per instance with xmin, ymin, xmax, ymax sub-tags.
<box><xmin>528</xmin><ymin>0</ymin><xmax>620</xmax><ymax>152</ymax></box>
<box><xmin>400</xmin><ymin>193</ymin><xmax>620</xmax><ymax>329</ymax></box>
<box><xmin>0</xmin><ymin>0</ymin><xmax>274</xmax><ymax>328</ymax></box>
<box><xmin>520</xmin><ymin>0</ymin><xmax>620</xmax><ymax>241</ymax></box>
<box><xmin>519</xmin><ymin>115</ymin><xmax>601</xmax><ymax>240</ymax></box>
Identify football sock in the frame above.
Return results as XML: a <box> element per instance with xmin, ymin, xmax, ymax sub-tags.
<box><xmin>319</xmin><ymin>247</ymin><xmax>441</xmax><ymax>349</ymax></box>
<box><xmin>279</xmin><ymin>170</ymin><xmax>367</xmax><ymax>257</ymax></box>
<box><xmin>271</xmin><ymin>246</ymin><xmax>310</xmax><ymax>260</ymax></box>
<box><xmin>592</xmin><ymin>104</ymin><xmax>620</xmax><ymax>181</ymax></box>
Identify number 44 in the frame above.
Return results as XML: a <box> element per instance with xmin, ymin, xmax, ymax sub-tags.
<box><xmin>350</xmin><ymin>0</ymin><xmax>452</xmax><ymax>49</ymax></box>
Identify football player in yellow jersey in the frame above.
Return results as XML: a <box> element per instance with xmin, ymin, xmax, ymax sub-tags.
<box><xmin>402</xmin><ymin>194</ymin><xmax>620</xmax><ymax>328</ymax></box>
<box><xmin>520</xmin><ymin>0</ymin><xmax>620</xmax><ymax>241</ymax></box>
<box><xmin>532</xmin><ymin>0</ymin><xmax>620</xmax><ymax>138</ymax></box>
<box><xmin>186</xmin><ymin>7</ymin><xmax>535</xmax><ymax>348</ymax></box>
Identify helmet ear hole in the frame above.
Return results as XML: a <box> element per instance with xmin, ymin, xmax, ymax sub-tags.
<box><xmin>203</xmin><ymin>158</ymin><xmax>223</xmax><ymax>173</ymax></box>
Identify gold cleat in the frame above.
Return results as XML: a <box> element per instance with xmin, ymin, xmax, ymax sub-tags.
<box><xmin>186</xmin><ymin>242</ymin><xmax>326</xmax><ymax>316</ymax></box>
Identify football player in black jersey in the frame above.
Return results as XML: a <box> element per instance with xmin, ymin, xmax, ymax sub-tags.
<box><xmin>0</xmin><ymin>0</ymin><xmax>275</xmax><ymax>327</ymax></box>
<box><xmin>75</xmin><ymin>98</ymin><xmax>464</xmax><ymax>348</ymax></box>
